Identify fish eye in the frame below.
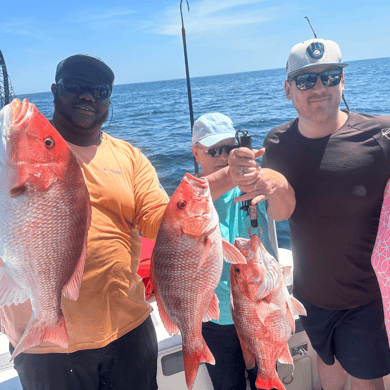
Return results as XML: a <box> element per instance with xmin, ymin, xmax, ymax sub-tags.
<box><xmin>44</xmin><ymin>137</ymin><xmax>55</xmax><ymax>149</ymax></box>
<box><xmin>177</xmin><ymin>200</ymin><xmax>187</xmax><ymax>210</ymax></box>
<box><xmin>234</xmin><ymin>268</ymin><xmax>240</xmax><ymax>273</ymax></box>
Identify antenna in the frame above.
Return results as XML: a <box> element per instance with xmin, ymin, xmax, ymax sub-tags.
<box><xmin>305</xmin><ymin>16</ymin><xmax>317</xmax><ymax>38</ymax></box>
<box><xmin>304</xmin><ymin>17</ymin><xmax>350</xmax><ymax>111</ymax></box>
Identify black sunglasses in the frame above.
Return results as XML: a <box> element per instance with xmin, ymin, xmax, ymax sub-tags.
<box><xmin>199</xmin><ymin>144</ymin><xmax>239</xmax><ymax>157</ymax></box>
<box><xmin>288</xmin><ymin>68</ymin><xmax>343</xmax><ymax>91</ymax></box>
<box><xmin>57</xmin><ymin>78</ymin><xmax>112</xmax><ymax>100</ymax></box>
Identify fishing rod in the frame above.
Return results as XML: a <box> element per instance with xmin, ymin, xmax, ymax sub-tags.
<box><xmin>0</xmin><ymin>50</ymin><xmax>14</xmax><ymax>109</ymax></box>
<box><xmin>180</xmin><ymin>0</ymin><xmax>199</xmax><ymax>174</ymax></box>
<box><xmin>236</xmin><ymin>129</ymin><xmax>261</xmax><ymax>238</ymax></box>
<box><xmin>304</xmin><ymin>16</ymin><xmax>350</xmax><ymax>111</ymax></box>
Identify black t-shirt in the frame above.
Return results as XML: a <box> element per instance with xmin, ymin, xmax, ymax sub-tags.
<box><xmin>262</xmin><ymin>111</ymin><xmax>390</xmax><ymax>309</ymax></box>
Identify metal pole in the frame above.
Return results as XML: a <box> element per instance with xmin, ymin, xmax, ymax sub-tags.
<box><xmin>0</xmin><ymin>51</ymin><xmax>12</xmax><ymax>107</ymax></box>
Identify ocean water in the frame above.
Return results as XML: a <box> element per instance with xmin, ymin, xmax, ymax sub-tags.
<box><xmin>17</xmin><ymin>57</ymin><xmax>390</xmax><ymax>249</ymax></box>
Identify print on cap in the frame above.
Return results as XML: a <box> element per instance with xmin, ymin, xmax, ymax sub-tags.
<box><xmin>307</xmin><ymin>42</ymin><xmax>324</xmax><ymax>59</ymax></box>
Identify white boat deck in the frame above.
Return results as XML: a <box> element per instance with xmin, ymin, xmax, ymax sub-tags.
<box><xmin>2</xmin><ymin>247</ymin><xmax>389</xmax><ymax>390</ymax></box>
<box><xmin>0</xmin><ymin>333</ymin><xmax>21</xmax><ymax>390</ymax></box>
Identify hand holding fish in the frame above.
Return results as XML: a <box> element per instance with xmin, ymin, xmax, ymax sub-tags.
<box><xmin>228</xmin><ymin>147</ymin><xmax>296</xmax><ymax>221</ymax></box>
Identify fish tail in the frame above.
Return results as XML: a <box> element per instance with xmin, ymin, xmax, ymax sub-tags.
<box><xmin>255</xmin><ymin>375</ymin><xmax>286</xmax><ymax>390</ymax></box>
<box><xmin>11</xmin><ymin>313</ymin><xmax>68</xmax><ymax>360</ymax></box>
<box><xmin>183</xmin><ymin>341</ymin><xmax>215</xmax><ymax>389</ymax></box>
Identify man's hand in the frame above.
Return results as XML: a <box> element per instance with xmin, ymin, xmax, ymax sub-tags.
<box><xmin>228</xmin><ymin>147</ymin><xmax>296</xmax><ymax>221</ymax></box>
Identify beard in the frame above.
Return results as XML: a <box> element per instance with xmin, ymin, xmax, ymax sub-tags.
<box><xmin>53</xmin><ymin>93</ymin><xmax>110</xmax><ymax>132</ymax></box>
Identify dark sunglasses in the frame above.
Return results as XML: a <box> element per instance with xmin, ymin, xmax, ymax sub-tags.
<box><xmin>198</xmin><ymin>144</ymin><xmax>239</xmax><ymax>157</ymax></box>
<box><xmin>57</xmin><ymin>78</ymin><xmax>112</xmax><ymax>100</ymax></box>
<box><xmin>288</xmin><ymin>68</ymin><xmax>343</xmax><ymax>91</ymax></box>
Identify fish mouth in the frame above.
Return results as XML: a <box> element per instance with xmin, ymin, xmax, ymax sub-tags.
<box><xmin>184</xmin><ymin>173</ymin><xmax>209</xmax><ymax>195</ymax></box>
<box><xmin>10</xmin><ymin>99</ymin><xmax>31</xmax><ymax>127</ymax></box>
<box><xmin>0</xmin><ymin>99</ymin><xmax>23</xmax><ymax>166</ymax></box>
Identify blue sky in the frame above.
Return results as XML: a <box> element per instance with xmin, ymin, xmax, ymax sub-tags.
<box><xmin>2</xmin><ymin>0</ymin><xmax>390</xmax><ymax>94</ymax></box>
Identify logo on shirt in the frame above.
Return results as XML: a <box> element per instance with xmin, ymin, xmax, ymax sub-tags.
<box><xmin>352</xmin><ymin>185</ymin><xmax>367</xmax><ymax>197</ymax></box>
<box><xmin>103</xmin><ymin>168</ymin><xmax>122</xmax><ymax>175</ymax></box>
<box><xmin>381</xmin><ymin>128</ymin><xmax>390</xmax><ymax>140</ymax></box>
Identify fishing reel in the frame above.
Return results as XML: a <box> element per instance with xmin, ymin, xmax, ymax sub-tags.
<box><xmin>235</xmin><ymin>130</ymin><xmax>261</xmax><ymax>237</ymax></box>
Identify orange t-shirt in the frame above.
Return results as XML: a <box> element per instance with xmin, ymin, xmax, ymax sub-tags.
<box><xmin>1</xmin><ymin>132</ymin><xmax>168</xmax><ymax>353</ymax></box>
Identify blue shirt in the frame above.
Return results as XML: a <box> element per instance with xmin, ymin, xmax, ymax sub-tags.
<box><xmin>213</xmin><ymin>187</ymin><xmax>275</xmax><ymax>324</ymax></box>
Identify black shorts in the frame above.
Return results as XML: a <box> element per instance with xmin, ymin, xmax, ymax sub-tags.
<box><xmin>202</xmin><ymin>321</ymin><xmax>257</xmax><ymax>390</ymax></box>
<box><xmin>294</xmin><ymin>290</ymin><xmax>390</xmax><ymax>380</ymax></box>
<box><xmin>10</xmin><ymin>315</ymin><xmax>158</xmax><ymax>390</ymax></box>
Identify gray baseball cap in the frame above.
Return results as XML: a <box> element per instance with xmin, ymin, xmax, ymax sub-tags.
<box><xmin>192</xmin><ymin>113</ymin><xmax>237</xmax><ymax>147</ymax></box>
<box><xmin>286</xmin><ymin>38</ymin><xmax>348</xmax><ymax>79</ymax></box>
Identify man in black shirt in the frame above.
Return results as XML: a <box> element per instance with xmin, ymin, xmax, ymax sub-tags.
<box><xmin>260</xmin><ymin>39</ymin><xmax>390</xmax><ymax>390</ymax></box>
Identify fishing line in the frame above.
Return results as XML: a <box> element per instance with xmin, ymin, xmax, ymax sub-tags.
<box><xmin>304</xmin><ymin>16</ymin><xmax>350</xmax><ymax>111</ymax></box>
<box><xmin>180</xmin><ymin>0</ymin><xmax>198</xmax><ymax>174</ymax></box>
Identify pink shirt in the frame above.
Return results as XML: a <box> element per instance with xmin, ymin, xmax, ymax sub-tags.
<box><xmin>372</xmin><ymin>178</ymin><xmax>390</xmax><ymax>346</ymax></box>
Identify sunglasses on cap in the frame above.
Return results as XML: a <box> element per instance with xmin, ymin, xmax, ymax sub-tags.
<box><xmin>198</xmin><ymin>144</ymin><xmax>239</xmax><ymax>158</ymax></box>
<box><xmin>288</xmin><ymin>68</ymin><xmax>343</xmax><ymax>91</ymax></box>
<box><xmin>57</xmin><ymin>78</ymin><xmax>112</xmax><ymax>100</ymax></box>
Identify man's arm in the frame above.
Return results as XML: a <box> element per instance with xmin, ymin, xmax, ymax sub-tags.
<box><xmin>228</xmin><ymin>148</ymin><xmax>296</xmax><ymax>221</ymax></box>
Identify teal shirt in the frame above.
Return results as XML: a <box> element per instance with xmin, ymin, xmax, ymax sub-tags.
<box><xmin>213</xmin><ymin>187</ymin><xmax>275</xmax><ymax>325</ymax></box>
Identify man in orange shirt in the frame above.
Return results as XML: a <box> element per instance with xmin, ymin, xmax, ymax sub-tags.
<box><xmin>1</xmin><ymin>54</ymin><xmax>295</xmax><ymax>390</ymax></box>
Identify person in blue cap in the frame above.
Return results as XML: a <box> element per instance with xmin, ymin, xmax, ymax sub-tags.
<box><xmin>191</xmin><ymin>112</ymin><xmax>290</xmax><ymax>390</ymax></box>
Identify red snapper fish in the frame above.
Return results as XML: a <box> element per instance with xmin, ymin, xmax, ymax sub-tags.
<box><xmin>230</xmin><ymin>234</ymin><xmax>306</xmax><ymax>390</ymax></box>
<box><xmin>0</xmin><ymin>98</ymin><xmax>91</xmax><ymax>359</ymax></box>
<box><xmin>150</xmin><ymin>173</ymin><xmax>246</xmax><ymax>389</ymax></box>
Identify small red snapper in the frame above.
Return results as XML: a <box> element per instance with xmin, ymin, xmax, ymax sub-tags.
<box><xmin>150</xmin><ymin>173</ymin><xmax>246</xmax><ymax>389</ymax></box>
<box><xmin>0</xmin><ymin>99</ymin><xmax>91</xmax><ymax>359</ymax></box>
<box><xmin>230</xmin><ymin>234</ymin><xmax>306</xmax><ymax>390</ymax></box>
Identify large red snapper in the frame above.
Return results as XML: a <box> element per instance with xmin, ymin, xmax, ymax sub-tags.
<box><xmin>150</xmin><ymin>173</ymin><xmax>246</xmax><ymax>389</ymax></box>
<box><xmin>230</xmin><ymin>234</ymin><xmax>306</xmax><ymax>390</ymax></box>
<box><xmin>0</xmin><ymin>98</ymin><xmax>90</xmax><ymax>359</ymax></box>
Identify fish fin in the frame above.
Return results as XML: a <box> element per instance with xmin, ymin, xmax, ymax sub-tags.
<box><xmin>237</xmin><ymin>333</ymin><xmax>256</xmax><ymax>370</ymax></box>
<box><xmin>286</xmin><ymin>301</ymin><xmax>296</xmax><ymax>333</ymax></box>
<box><xmin>62</xmin><ymin>219</ymin><xmax>89</xmax><ymax>301</ymax></box>
<box><xmin>282</xmin><ymin>265</ymin><xmax>293</xmax><ymax>286</ymax></box>
<box><xmin>183</xmin><ymin>338</ymin><xmax>215</xmax><ymax>390</ymax></box>
<box><xmin>222</xmin><ymin>238</ymin><xmax>246</xmax><ymax>264</ymax></box>
<box><xmin>290</xmin><ymin>296</ymin><xmax>307</xmax><ymax>316</ymax></box>
<box><xmin>255</xmin><ymin>375</ymin><xmax>286</xmax><ymax>390</ymax></box>
<box><xmin>277</xmin><ymin>344</ymin><xmax>294</xmax><ymax>366</ymax></box>
<box><xmin>11</xmin><ymin>312</ymin><xmax>68</xmax><ymax>360</ymax></box>
<box><xmin>155</xmin><ymin>288</ymin><xmax>179</xmax><ymax>336</ymax></box>
<box><xmin>62</xmin><ymin>250</ymin><xmax>86</xmax><ymax>301</ymax></box>
<box><xmin>0</xmin><ymin>267</ymin><xmax>29</xmax><ymax>307</ymax></box>
<box><xmin>202</xmin><ymin>293</ymin><xmax>219</xmax><ymax>322</ymax></box>
<box><xmin>193</xmin><ymin>236</ymin><xmax>211</xmax><ymax>278</ymax></box>
<box><xmin>257</xmin><ymin>301</ymin><xmax>279</xmax><ymax>324</ymax></box>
